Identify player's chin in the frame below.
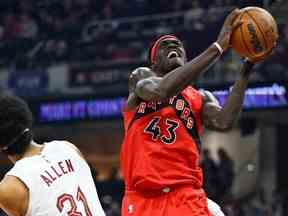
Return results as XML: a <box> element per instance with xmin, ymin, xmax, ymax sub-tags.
<box><xmin>166</xmin><ymin>58</ymin><xmax>184</xmax><ymax>71</ymax></box>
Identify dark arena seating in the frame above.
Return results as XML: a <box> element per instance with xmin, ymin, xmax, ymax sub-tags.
<box><xmin>0</xmin><ymin>0</ymin><xmax>286</xmax><ymax>98</ymax></box>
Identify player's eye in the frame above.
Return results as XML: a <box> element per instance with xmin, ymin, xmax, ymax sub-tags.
<box><xmin>159</xmin><ymin>40</ymin><xmax>170</xmax><ymax>47</ymax></box>
<box><xmin>173</xmin><ymin>40</ymin><xmax>179</xmax><ymax>45</ymax></box>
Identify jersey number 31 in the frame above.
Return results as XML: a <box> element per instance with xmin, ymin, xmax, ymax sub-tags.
<box><xmin>57</xmin><ymin>186</ymin><xmax>92</xmax><ymax>216</ymax></box>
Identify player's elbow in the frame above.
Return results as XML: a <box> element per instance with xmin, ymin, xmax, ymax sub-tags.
<box><xmin>213</xmin><ymin>113</ymin><xmax>238</xmax><ymax>132</ymax></box>
<box><xmin>208</xmin><ymin>118</ymin><xmax>235</xmax><ymax>132</ymax></box>
<box><xmin>219</xmin><ymin>124</ymin><xmax>233</xmax><ymax>132</ymax></box>
<box><xmin>215</xmin><ymin>121</ymin><xmax>234</xmax><ymax>132</ymax></box>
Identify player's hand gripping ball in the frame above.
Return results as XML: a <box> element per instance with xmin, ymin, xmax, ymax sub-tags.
<box><xmin>231</xmin><ymin>7</ymin><xmax>278</xmax><ymax>62</ymax></box>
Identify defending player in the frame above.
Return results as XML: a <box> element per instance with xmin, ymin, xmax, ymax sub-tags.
<box><xmin>0</xmin><ymin>94</ymin><xmax>105</xmax><ymax>215</ymax></box>
<box><xmin>120</xmin><ymin>9</ymin><xmax>260</xmax><ymax>216</ymax></box>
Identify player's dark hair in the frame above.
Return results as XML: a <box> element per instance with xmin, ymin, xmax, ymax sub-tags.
<box><xmin>0</xmin><ymin>94</ymin><xmax>33</xmax><ymax>155</ymax></box>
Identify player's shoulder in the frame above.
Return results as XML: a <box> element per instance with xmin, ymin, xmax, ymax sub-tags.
<box><xmin>0</xmin><ymin>176</ymin><xmax>10</xmax><ymax>201</ymax></box>
<box><xmin>0</xmin><ymin>175</ymin><xmax>27</xmax><ymax>196</ymax></box>
<box><xmin>199</xmin><ymin>89</ymin><xmax>219</xmax><ymax>105</ymax></box>
<box><xmin>0</xmin><ymin>175</ymin><xmax>28</xmax><ymax>214</ymax></box>
<box><xmin>51</xmin><ymin>140</ymin><xmax>85</xmax><ymax>160</ymax></box>
<box><xmin>185</xmin><ymin>85</ymin><xmax>201</xmax><ymax>94</ymax></box>
<box><xmin>46</xmin><ymin>140</ymin><xmax>74</xmax><ymax>148</ymax></box>
<box><xmin>183</xmin><ymin>86</ymin><xmax>204</xmax><ymax>100</ymax></box>
<box><xmin>62</xmin><ymin>141</ymin><xmax>83</xmax><ymax>157</ymax></box>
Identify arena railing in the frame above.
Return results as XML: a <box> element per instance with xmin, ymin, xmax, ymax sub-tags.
<box><xmin>82</xmin><ymin>6</ymin><xmax>234</xmax><ymax>42</ymax></box>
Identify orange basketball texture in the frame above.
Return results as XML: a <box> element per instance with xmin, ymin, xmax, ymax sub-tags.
<box><xmin>231</xmin><ymin>7</ymin><xmax>278</xmax><ymax>62</ymax></box>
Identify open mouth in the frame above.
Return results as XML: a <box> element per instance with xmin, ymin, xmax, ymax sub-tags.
<box><xmin>167</xmin><ymin>51</ymin><xmax>180</xmax><ymax>59</ymax></box>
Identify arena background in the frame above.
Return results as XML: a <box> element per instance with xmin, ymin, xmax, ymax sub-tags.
<box><xmin>0</xmin><ymin>0</ymin><xmax>287</xmax><ymax>215</ymax></box>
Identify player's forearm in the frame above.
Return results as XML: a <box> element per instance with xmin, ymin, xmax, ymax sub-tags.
<box><xmin>156</xmin><ymin>44</ymin><xmax>221</xmax><ymax>98</ymax></box>
<box><xmin>216</xmin><ymin>77</ymin><xmax>248</xmax><ymax>130</ymax></box>
<box><xmin>214</xmin><ymin>62</ymin><xmax>253</xmax><ymax>130</ymax></box>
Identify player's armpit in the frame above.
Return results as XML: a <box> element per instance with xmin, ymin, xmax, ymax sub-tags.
<box><xmin>0</xmin><ymin>176</ymin><xmax>28</xmax><ymax>216</ymax></box>
<box><xmin>202</xmin><ymin>102</ymin><xmax>230</xmax><ymax>131</ymax></box>
<box><xmin>201</xmin><ymin>90</ymin><xmax>233</xmax><ymax>132</ymax></box>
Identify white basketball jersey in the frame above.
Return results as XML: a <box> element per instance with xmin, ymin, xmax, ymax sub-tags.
<box><xmin>6</xmin><ymin>140</ymin><xmax>106</xmax><ymax>216</ymax></box>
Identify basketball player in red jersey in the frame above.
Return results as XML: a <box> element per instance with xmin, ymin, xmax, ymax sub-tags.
<box><xmin>121</xmin><ymin>9</ymin><xmax>260</xmax><ymax>216</ymax></box>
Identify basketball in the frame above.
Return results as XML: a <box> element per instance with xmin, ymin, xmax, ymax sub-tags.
<box><xmin>231</xmin><ymin>7</ymin><xmax>278</xmax><ymax>62</ymax></box>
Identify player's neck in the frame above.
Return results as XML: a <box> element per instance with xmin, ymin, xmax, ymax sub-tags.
<box><xmin>152</xmin><ymin>69</ymin><xmax>165</xmax><ymax>77</ymax></box>
<box><xmin>8</xmin><ymin>141</ymin><xmax>44</xmax><ymax>163</ymax></box>
<box><xmin>151</xmin><ymin>65</ymin><xmax>163</xmax><ymax>77</ymax></box>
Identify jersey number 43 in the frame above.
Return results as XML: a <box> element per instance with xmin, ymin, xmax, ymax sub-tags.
<box><xmin>144</xmin><ymin>117</ymin><xmax>179</xmax><ymax>144</ymax></box>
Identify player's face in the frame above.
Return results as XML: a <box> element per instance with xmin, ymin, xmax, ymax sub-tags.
<box><xmin>155</xmin><ymin>39</ymin><xmax>187</xmax><ymax>74</ymax></box>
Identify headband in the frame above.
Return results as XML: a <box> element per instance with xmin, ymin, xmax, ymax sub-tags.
<box><xmin>150</xmin><ymin>35</ymin><xmax>179</xmax><ymax>64</ymax></box>
<box><xmin>1</xmin><ymin>128</ymin><xmax>30</xmax><ymax>151</ymax></box>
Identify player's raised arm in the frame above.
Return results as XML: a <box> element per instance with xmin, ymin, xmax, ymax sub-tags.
<box><xmin>128</xmin><ymin>9</ymin><xmax>242</xmax><ymax>105</ymax></box>
<box><xmin>201</xmin><ymin>59</ymin><xmax>255</xmax><ymax>131</ymax></box>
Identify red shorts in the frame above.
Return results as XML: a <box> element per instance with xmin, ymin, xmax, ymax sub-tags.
<box><xmin>121</xmin><ymin>185</ymin><xmax>212</xmax><ymax>216</ymax></box>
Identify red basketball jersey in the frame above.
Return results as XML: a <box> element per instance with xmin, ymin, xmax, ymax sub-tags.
<box><xmin>121</xmin><ymin>86</ymin><xmax>204</xmax><ymax>192</ymax></box>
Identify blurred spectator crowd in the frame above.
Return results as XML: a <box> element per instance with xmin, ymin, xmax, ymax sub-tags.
<box><xmin>0</xmin><ymin>0</ymin><xmax>279</xmax><ymax>40</ymax></box>
<box><xmin>0</xmin><ymin>0</ymin><xmax>286</xmax><ymax>96</ymax></box>
<box><xmin>202</xmin><ymin>148</ymin><xmax>235</xmax><ymax>203</ymax></box>
<box><xmin>201</xmin><ymin>148</ymin><xmax>288</xmax><ymax>216</ymax></box>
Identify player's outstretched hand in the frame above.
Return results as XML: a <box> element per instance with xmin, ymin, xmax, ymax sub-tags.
<box><xmin>216</xmin><ymin>8</ymin><xmax>242</xmax><ymax>52</ymax></box>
